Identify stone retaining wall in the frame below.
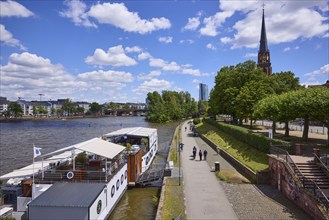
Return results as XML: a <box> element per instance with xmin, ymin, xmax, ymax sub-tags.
<box><xmin>269</xmin><ymin>156</ymin><xmax>328</xmax><ymax>220</ymax></box>
<box><xmin>155</xmin><ymin>122</ymin><xmax>182</xmax><ymax>220</ymax></box>
<box><xmin>198</xmin><ymin>133</ymin><xmax>269</xmax><ymax>184</ymax></box>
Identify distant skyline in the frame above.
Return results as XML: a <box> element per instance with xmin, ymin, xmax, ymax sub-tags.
<box><xmin>1</xmin><ymin>0</ymin><xmax>328</xmax><ymax>103</ymax></box>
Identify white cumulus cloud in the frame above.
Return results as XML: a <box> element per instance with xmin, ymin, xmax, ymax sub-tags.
<box><xmin>244</xmin><ymin>53</ymin><xmax>257</xmax><ymax>58</ymax></box>
<box><xmin>0</xmin><ymin>52</ymin><xmax>84</xmax><ymax>100</ymax></box>
<box><xmin>158</xmin><ymin>36</ymin><xmax>173</xmax><ymax>43</ymax></box>
<box><xmin>206</xmin><ymin>43</ymin><xmax>217</xmax><ymax>50</ymax></box>
<box><xmin>77</xmin><ymin>70</ymin><xmax>133</xmax><ymax>83</ymax></box>
<box><xmin>179</xmin><ymin>39</ymin><xmax>194</xmax><ymax>44</ymax></box>
<box><xmin>305</xmin><ymin>64</ymin><xmax>329</xmax><ymax>77</ymax></box>
<box><xmin>59</xmin><ymin>0</ymin><xmax>97</xmax><ymax>28</ymax></box>
<box><xmin>134</xmin><ymin>79</ymin><xmax>171</xmax><ymax>93</ymax></box>
<box><xmin>183</xmin><ymin>16</ymin><xmax>201</xmax><ymax>31</ymax></box>
<box><xmin>125</xmin><ymin>46</ymin><xmax>142</xmax><ymax>53</ymax></box>
<box><xmin>87</xmin><ymin>2</ymin><xmax>171</xmax><ymax>34</ymax></box>
<box><xmin>303</xmin><ymin>64</ymin><xmax>329</xmax><ymax>86</ymax></box>
<box><xmin>0</xmin><ymin>0</ymin><xmax>34</xmax><ymax>17</ymax></box>
<box><xmin>0</xmin><ymin>24</ymin><xmax>26</xmax><ymax>50</ymax></box>
<box><xmin>199</xmin><ymin>10</ymin><xmax>233</xmax><ymax>36</ymax></box>
<box><xmin>137</xmin><ymin>70</ymin><xmax>161</xmax><ymax>80</ymax></box>
<box><xmin>138</xmin><ymin>52</ymin><xmax>152</xmax><ymax>61</ymax></box>
<box><xmin>218</xmin><ymin>1</ymin><xmax>328</xmax><ymax>49</ymax></box>
<box><xmin>85</xmin><ymin>45</ymin><xmax>137</xmax><ymax>67</ymax></box>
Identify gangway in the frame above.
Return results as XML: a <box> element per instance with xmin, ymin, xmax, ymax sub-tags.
<box><xmin>136</xmin><ymin>169</ymin><xmax>164</xmax><ymax>186</ymax></box>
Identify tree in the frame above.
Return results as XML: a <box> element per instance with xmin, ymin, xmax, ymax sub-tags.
<box><xmin>8</xmin><ymin>102</ymin><xmax>23</xmax><ymax>117</ymax></box>
<box><xmin>254</xmin><ymin>93</ymin><xmax>296</xmax><ymax>136</ymax></box>
<box><xmin>210</xmin><ymin>60</ymin><xmax>273</xmax><ymax>126</ymax></box>
<box><xmin>146</xmin><ymin>90</ymin><xmax>198</xmax><ymax>122</ymax></box>
<box><xmin>89</xmin><ymin>102</ymin><xmax>102</xmax><ymax>116</ymax></box>
<box><xmin>271</xmin><ymin>71</ymin><xmax>301</xmax><ymax>95</ymax></box>
<box><xmin>293</xmin><ymin>87</ymin><xmax>329</xmax><ymax>141</ymax></box>
<box><xmin>107</xmin><ymin>102</ymin><xmax>119</xmax><ymax>111</ymax></box>
<box><xmin>254</xmin><ymin>87</ymin><xmax>329</xmax><ymax>142</ymax></box>
<box><xmin>61</xmin><ymin>99</ymin><xmax>75</xmax><ymax>116</ymax></box>
<box><xmin>198</xmin><ymin>100</ymin><xmax>208</xmax><ymax>116</ymax></box>
<box><xmin>236</xmin><ymin>79</ymin><xmax>274</xmax><ymax>128</ymax></box>
<box><xmin>33</xmin><ymin>104</ymin><xmax>48</xmax><ymax>116</ymax></box>
<box><xmin>76</xmin><ymin>106</ymin><xmax>85</xmax><ymax>115</ymax></box>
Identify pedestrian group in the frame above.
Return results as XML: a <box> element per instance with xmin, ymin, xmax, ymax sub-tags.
<box><xmin>192</xmin><ymin>146</ymin><xmax>207</xmax><ymax>161</ymax></box>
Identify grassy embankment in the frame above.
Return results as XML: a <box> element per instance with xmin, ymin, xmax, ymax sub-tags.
<box><xmin>160</xmin><ymin>124</ymin><xmax>185</xmax><ymax>220</ymax></box>
<box><xmin>196</xmin><ymin>121</ymin><xmax>269</xmax><ymax>172</ymax></box>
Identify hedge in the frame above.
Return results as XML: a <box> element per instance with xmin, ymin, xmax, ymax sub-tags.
<box><xmin>203</xmin><ymin>119</ymin><xmax>289</xmax><ymax>153</ymax></box>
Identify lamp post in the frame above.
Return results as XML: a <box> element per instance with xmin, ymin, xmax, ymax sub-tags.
<box><xmin>178</xmin><ymin>143</ymin><xmax>183</xmax><ymax>186</ymax></box>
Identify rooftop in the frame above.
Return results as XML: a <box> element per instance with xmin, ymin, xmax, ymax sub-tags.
<box><xmin>28</xmin><ymin>182</ymin><xmax>105</xmax><ymax>207</ymax></box>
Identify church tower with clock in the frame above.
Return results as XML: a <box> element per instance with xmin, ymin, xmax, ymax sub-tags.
<box><xmin>258</xmin><ymin>7</ymin><xmax>272</xmax><ymax>76</ymax></box>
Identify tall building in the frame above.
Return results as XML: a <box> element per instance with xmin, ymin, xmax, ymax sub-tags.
<box><xmin>199</xmin><ymin>83</ymin><xmax>209</xmax><ymax>101</ymax></box>
<box><xmin>257</xmin><ymin>6</ymin><xmax>272</xmax><ymax>76</ymax></box>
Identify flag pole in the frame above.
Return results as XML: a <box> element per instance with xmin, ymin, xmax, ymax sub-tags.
<box><xmin>32</xmin><ymin>144</ymin><xmax>35</xmax><ymax>199</ymax></box>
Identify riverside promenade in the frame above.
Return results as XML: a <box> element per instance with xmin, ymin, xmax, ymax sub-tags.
<box><xmin>181</xmin><ymin>120</ymin><xmax>238</xmax><ymax>219</ymax></box>
<box><xmin>180</xmin><ymin>120</ymin><xmax>312</xmax><ymax>220</ymax></box>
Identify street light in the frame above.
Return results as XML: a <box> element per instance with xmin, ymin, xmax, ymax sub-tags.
<box><xmin>178</xmin><ymin>143</ymin><xmax>184</xmax><ymax>186</ymax></box>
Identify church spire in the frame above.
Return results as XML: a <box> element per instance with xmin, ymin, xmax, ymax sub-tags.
<box><xmin>259</xmin><ymin>6</ymin><xmax>269</xmax><ymax>52</ymax></box>
<box><xmin>257</xmin><ymin>5</ymin><xmax>272</xmax><ymax>76</ymax></box>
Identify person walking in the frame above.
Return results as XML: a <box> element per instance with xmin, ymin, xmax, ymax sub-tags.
<box><xmin>199</xmin><ymin>149</ymin><xmax>202</xmax><ymax>161</ymax></box>
<box><xmin>193</xmin><ymin>146</ymin><xmax>197</xmax><ymax>159</ymax></box>
<box><xmin>203</xmin><ymin>149</ymin><xmax>208</xmax><ymax>160</ymax></box>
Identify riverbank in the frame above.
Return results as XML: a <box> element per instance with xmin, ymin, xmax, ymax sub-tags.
<box><xmin>156</xmin><ymin>122</ymin><xmax>185</xmax><ymax>220</ymax></box>
<box><xmin>0</xmin><ymin>115</ymin><xmax>146</xmax><ymax>123</ymax></box>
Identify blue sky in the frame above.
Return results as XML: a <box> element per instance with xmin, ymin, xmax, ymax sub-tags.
<box><xmin>1</xmin><ymin>0</ymin><xmax>328</xmax><ymax>104</ymax></box>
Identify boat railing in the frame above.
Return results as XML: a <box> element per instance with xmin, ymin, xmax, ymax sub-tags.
<box><xmin>35</xmin><ymin>162</ymin><xmax>126</xmax><ymax>184</ymax></box>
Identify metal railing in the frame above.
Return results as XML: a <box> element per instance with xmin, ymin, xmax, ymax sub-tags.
<box><xmin>270</xmin><ymin>146</ymin><xmax>329</xmax><ymax>210</ymax></box>
<box><xmin>314</xmin><ymin>153</ymin><xmax>329</xmax><ymax>174</ymax></box>
<box><xmin>35</xmin><ymin>162</ymin><xmax>126</xmax><ymax>184</ymax></box>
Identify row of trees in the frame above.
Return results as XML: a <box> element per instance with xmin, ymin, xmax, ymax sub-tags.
<box><xmin>254</xmin><ymin>87</ymin><xmax>329</xmax><ymax>141</ymax></box>
<box><xmin>3</xmin><ymin>99</ymin><xmax>149</xmax><ymax>118</ymax></box>
<box><xmin>3</xmin><ymin>99</ymin><xmax>102</xmax><ymax>118</ymax></box>
<box><xmin>146</xmin><ymin>91</ymin><xmax>208</xmax><ymax>122</ymax></box>
<box><xmin>208</xmin><ymin>60</ymin><xmax>328</xmax><ymax>141</ymax></box>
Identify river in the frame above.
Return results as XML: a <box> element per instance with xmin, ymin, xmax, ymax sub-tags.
<box><xmin>0</xmin><ymin>116</ymin><xmax>179</xmax><ymax>219</ymax></box>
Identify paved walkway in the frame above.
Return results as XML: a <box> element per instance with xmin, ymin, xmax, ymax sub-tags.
<box><xmin>181</xmin><ymin>121</ymin><xmax>238</xmax><ymax>220</ymax></box>
<box><xmin>180</xmin><ymin>120</ymin><xmax>312</xmax><ymax>220</ymax></box>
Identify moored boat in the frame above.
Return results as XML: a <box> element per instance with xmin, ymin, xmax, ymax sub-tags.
<box><xmin>103</xmin><ymin>127</ymin><xmax>158</xmax><ymax>185</ymax></box>
<box><xmin>0</xmin><ymin>127</ymin><xmax>159</xmax><ymax>219</ymax></box>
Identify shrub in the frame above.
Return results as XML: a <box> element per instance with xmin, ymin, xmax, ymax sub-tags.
<box><xmin>193</xmin><ymin>118</ymin><xmax>201</xmax><ymax>125</ymax></box>
<box><xmin>203</xmin><ymin>119</ymin><xmax>289</xmax><ymax>153</ymax></box>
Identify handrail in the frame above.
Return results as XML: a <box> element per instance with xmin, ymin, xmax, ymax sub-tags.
<box><xmin>314</xmin><ymin>153</ymin><xmax>329</xmax><ymax>174</ymax></box>
<box><xmin>270</xmin><ymin>146</ymin><xmax>329</xmax><ymax>211</ymax></box>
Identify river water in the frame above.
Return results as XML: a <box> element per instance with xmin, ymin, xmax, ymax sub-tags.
<box><xmin>0</xmin><ymin>116</ymin><xmax>179</xmax><ymax>219</ymax></box>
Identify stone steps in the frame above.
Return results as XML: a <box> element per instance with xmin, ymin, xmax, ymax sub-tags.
<box><xmin>295</xmin><ymin>162</ymin><xmax>329</xmax><ymax>190</ymax></box>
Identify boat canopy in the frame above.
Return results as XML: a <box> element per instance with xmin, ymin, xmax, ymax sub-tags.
<box><xmin>0</xmin><ymin>138</ymin><xmax>125</xmax><ymax>180</ymax></box>
<box><xmin>76</xmin><ymin>138</ymin><xmax>125</xmax><ymax>159</ymax></box>
<box><xmin>103</xmin><ymin>127</ymin><xmax>156</xmax><ymax>138</ymax></box>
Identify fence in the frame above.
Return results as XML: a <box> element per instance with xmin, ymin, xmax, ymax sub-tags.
<box><xmin>256</xmin><ymin>121</ymin><xmax>327</xmax><ymax>135</ymax></box>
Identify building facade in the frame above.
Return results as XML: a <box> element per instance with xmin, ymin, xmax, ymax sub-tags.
<box><xmin>199</xmin><ymin>83</ymin><xmax>209</xmax><ymax>101</ymax></box>
<box><xmin>257</xmin><ymin>7</ymin><xmax>272</xmax><ymax>76</ymax></box>
<box><xmin>0</xmin><ymin>97</ymin><xmax>9</xmax><ymax>115</ymax></box>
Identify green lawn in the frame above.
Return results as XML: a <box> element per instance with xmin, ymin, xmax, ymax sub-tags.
<box><xmin>160</xmin><ymin>177</ymin><xmax>185</xmax><ymax>220</ymax></box>
<box><xmin>196</xmin><ymin>122</ymin><xmax>269</xmax><ymax>172</ymax></box>
<box><xmin>169</xmin><ymin>124</ymin><xmax>181</xmax><ymax>167</ymax></box>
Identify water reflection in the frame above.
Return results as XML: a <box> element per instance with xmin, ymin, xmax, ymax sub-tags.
<box><xmin>108</xmin><ymin>187</ymin><xmax>160</xmax><ymax>220</ymax></box>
